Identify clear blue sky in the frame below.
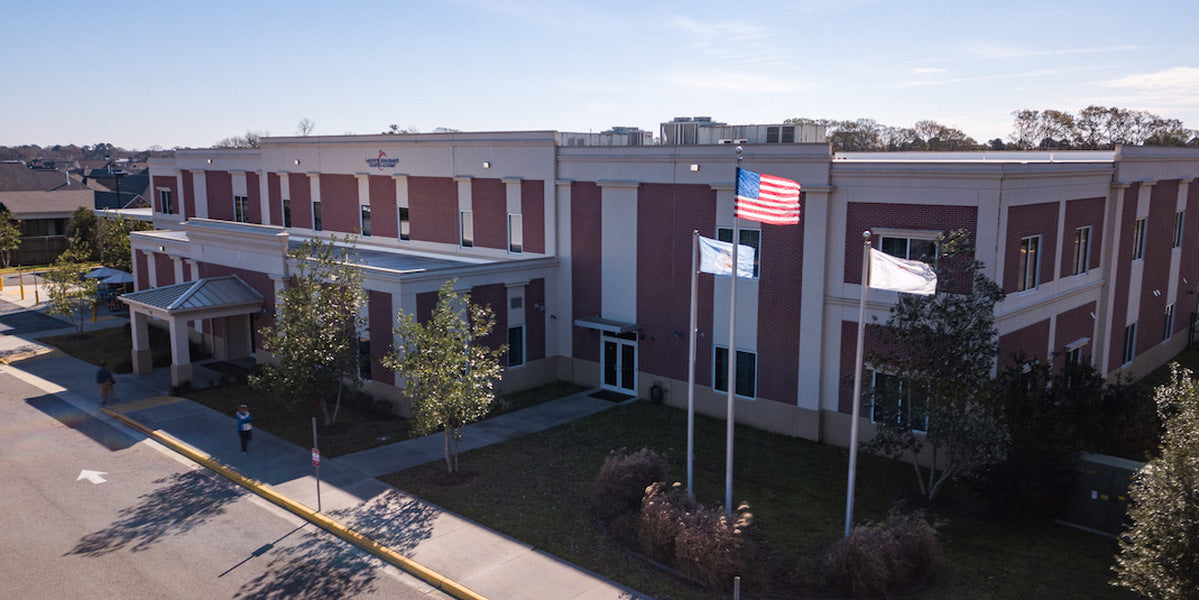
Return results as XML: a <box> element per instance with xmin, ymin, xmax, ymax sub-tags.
<box><xmin>3</xmin><ymin>0</ymin><xmax>1197</xmax><ymax>150</ymax></box>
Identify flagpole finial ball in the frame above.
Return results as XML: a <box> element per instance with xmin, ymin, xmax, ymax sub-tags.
<box><xmin>862</xmin><ymin>230</ymin><xmax>872</xmax><ymax>240</ymax></box>
<box><xmin>735</xmin><ymin>145</ymin><xmax>743</xmax><ymax>155</ymax></box>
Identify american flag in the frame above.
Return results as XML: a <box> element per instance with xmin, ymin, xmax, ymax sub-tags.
<box><xmin>735</xmin><ymin>169</ymin><xmax>801</xmax><ymax>226</ymax></box>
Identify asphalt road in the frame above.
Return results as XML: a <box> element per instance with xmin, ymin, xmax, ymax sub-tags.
<box><xmin>0</xmin><ymin>369</ymin><xmax>451</xmax><ymax>600</ymax></box>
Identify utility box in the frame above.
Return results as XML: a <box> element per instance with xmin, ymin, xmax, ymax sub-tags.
<box><xmin>1057</xmin><ymin>452</ymin><xmax>1144</xmax><ymax>536</ymax></box>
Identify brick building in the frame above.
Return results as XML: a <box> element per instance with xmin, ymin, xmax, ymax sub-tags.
<box><xmin>131</xmin><ymin>126</ymin><xmax>1199</xmax><ymax>447</ymax></box>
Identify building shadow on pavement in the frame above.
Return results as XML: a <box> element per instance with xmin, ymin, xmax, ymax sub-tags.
<box><xmin>27</xmin><ymin>394</ymin><xmax>136</xmax><ymax>451</ymax></box>
<box><xmin>66</xmin><ymin>470</ymin><xmax>246</xmax><ymax>556</ymax></box>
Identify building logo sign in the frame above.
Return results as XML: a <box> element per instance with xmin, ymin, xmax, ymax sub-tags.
<box><xmin>366</xmin><ymin>150</ymin><xmax>399</xmax><ymax>170</ymax></box>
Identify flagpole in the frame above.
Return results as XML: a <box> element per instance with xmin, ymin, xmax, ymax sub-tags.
<box><xmin>845</xmin><ymin>230</ymin><xmax>872</xmax><ymax>537</ymax></box>
<box><xmin>687</xmin><ymin>229</ymin><xmax>698</xmax><ymax>499</ymax></box>
<box><xmin>726</xmin><ymin>149</ymin><xmax>743</xmax><ymax>518</ymax></box>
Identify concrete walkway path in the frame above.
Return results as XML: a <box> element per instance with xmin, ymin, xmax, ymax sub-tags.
<box><xmin>0</xmin><ymin>296</ymin><xmax>651</xmax><ymax>600</ymax></box>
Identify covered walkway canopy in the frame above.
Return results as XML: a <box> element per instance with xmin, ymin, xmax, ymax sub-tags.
<box><xmin>120</xmin><ymin>275</ymin><xmax>264</xmax><ymax>386</ymax></box>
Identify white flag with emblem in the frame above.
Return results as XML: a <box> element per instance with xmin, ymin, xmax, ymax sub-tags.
<box><xmin>699</xmin><ymin>236</ymin><xmax>755</xmax><ymax>278</ymax></box>
<box><xmin>869</xmin><ymin>248</ymin><xmax>937</xmax><ymax>295</ymax></box>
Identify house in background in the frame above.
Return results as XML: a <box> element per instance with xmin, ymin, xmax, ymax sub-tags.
<box><xmin>0</xmin><ymin>162</ymin><xmax>94</xmax><ymax>265</ymax></box>
<box><xmin>82</xmin><ymin>161</ymin><xmax>151</xmax><ymax>210</ymax></box>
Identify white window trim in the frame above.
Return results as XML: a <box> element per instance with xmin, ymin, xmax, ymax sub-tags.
<box><xmin>1132</xmin><ymin>218</ymin><xmax>1147</xmax><ymax>261</ymax></box>
<box><xmin>508</xmin><ymin>213</ymin><xmax>523</xmax><ymax>254</ymax></box>
<box><xmin>1073</xmin><ymin>226</ymin><xmax>1092</xmax><ymax>276</ymax></box>
<box><xmin>507</xmin><ymin>324</ymin><xmax>526</xmax><ymax>368</ymax></box>
<box><xmin>459</xmin><ymin>210</ymin><xmax>474</xmax><ymax>248</ymax></box>
<box><xmin>1017</xmin><ymin>235</ymin><xmax>1041</xmax><ymax>292</ymax></box>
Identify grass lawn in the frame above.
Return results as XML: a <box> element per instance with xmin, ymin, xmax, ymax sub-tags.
<box><xmin>40</xmin><ymin>323</ymin><xmax>209</xmax><ymax>373</ymax></box>
<box><xmin>185</xmin><ymin>380</ymin><xmax>590</xmax><ymax>459</ymax></box>
<box><xmin>383</xmin><ymin>402</ymin><xmax>1134</xmax><ymax>600</ymax></box>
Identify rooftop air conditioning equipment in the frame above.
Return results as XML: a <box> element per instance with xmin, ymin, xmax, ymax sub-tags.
<box><xmin>718</xmin><ymin>139</ymin><xmax>734</xmax><ymax>144</ymax></box>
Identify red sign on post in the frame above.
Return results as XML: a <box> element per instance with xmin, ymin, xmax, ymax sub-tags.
<box><xmin>312</xmin><ymin>448</ymin><xmax>321</xmax><ymax>468</ymax></box>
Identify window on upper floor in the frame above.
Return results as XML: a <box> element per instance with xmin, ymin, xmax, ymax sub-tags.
<box><xmin>460</xmin><ymin>210</ymin><xmax>473</xmax><ymax>248</ymax></box>
<box><xmin>398</xmin><ymin>207</ymin><xmax>410</xmax><ymax>241</ymax></box>
<box><xmin>869</xmin><ymin>371</ymin><xmax>929</xmax><ymax>432</ymax></box>
<box><xmin>312</xmin><ymin>201</ymin><xmax>323</xmax><ymax>232</ymax></box>
<box><xmin>1173</xmin><ymin>212</ymin><xmax>1185</xmax><ymax>248</ymax></box>
<box><xmin>879</xmin><ymin>235</ymin><xmax>937</xmax><ymax>264</ymax></box>
<box><xmin>358</xmin><ymin>337</ymin><xmax>371</xmax><ymax>380</ymax></box>
<box><xmin>234</xmin><ymin>195</ymin><xmax>249</xmax><ymax>223</ymax></box>
<box><xmin>1018</xmin><ymin>235</ymin><xmax>1041</xmax><ymax>291</ymax></box>
<box><xmin>1132</xmin><ymin>218</ymin><xmax>1146</xmax><ymax>260</ymax></box>
<box><xmin>360</xmin><ymin>205</ymin><xmax>372</xmax><ymax>237</ymax></box>
<box><xmin>159</xmin><ymin>189</ymin><xmax>174</xmax><ymax>215</ymax></box>
<box><xmin>717</xmin><ymin>227</ymin><xmax>761</xmax><ymax>277</ymax></box>
<box><xmin>282</xmin><ymin>199</ymin><xmax>292</xmax><ymax>228</ymax></box>
<box><xmin>713</xmin><ymin>346</ymin><xmax>756</xmax><ymax>398</ymax></box>
<box><xmin>1072</xmin><ymin>226</ymin><xmax>1091</xmax><ymax>275</ymax></box>
<box><xmin>508</xmin><ymin>214</ymin><xmax>523</xmax><ymax>254</ymax></box>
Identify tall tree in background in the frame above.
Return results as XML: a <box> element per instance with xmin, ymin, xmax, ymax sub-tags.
<box><xmin>0</xmin><ymin>209</ymin><xmax>20</xmax><ymax>268</ymax></box>
<box><xmin>297</xmin><ymin>118</ymin><xmax>315</xmax><ymax>136</ymax></box>
<box><xmin>383</xmin><ymin>279</ymin><xmax>505</xmax><ymax>474</ymax></box>
<box><xmin>44</xmin><ymin>255</ymin><xmax>99</xmax><ymax>334</ymax></box>
<box><xmin>864</xmin><ymin>230</ymin><xmax>1010</xmax><ymax>501</ymax></box>
<box><xmin>1113</xmin><ymin>364</ymin><xmax>1199</xmax><ymax>600</ymax></box>
<box><xmin>250</xmin><ymin>237</ymin><xmax>366</xmax><ymax>425</ymax></box>
<box><xmin>214</xmin><ymin>130</ymin><xmax>266</xmax><ymax>149</ymax></box>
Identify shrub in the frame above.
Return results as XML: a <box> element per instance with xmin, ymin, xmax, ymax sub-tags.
<box><xmin>637</xmin><ymin>482</ymin><xmax>756</xmax><ymax>590</ymax></box>
<box><xmin>593</xmin><ymin>447</ymin><xmax>668</xmax><ymax>522</ymax></box>
<box><xmin>673</xmin><ymin>501</ymin><xmax>755</xmax><ymax>589</ymax></box>
<box><xmin>823</xmin><ymin>511</ymin><xmax>940</xmax><ymax>597</ymax></box>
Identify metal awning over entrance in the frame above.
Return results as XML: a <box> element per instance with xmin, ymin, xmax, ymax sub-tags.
<box><xmin>573</xmin><ymin>316</ymin><xmax>641</xmax><ymax>334</ymax></box>
<box><xmin>121</xmin><ymin>275</ymin><xmax>264</xmax><ymax>386</ymax></box>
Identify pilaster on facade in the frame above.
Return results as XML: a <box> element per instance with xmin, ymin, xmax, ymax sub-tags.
<box><xmin>597</xmin><ymin>180</ymin><xmax>639</xmax><ymax>325</ymax></box>
<box><xmin>554</xmin><ymin>179</ymin><xmax>574</xmax><ymax>362</ymax></box>
<box><xmin>455</xmin><ymin>176</ymin><xmax>473</xmax><ymax>213</ymax></box>
<box><xmin>192</xmin><ymin>169</ymin><xmax>209</xmax><ymax>219</ymax></box>
<box><xmin>257</xmin><ymin>170</ymin><xmax>270</xmax><ymax>226</ymax></box>
<box><xmin>1096</xmin><ymin>182</ymin><xmax>1130</xmax><ymax>372</ymax></box>
<box><xmin>393</xmin><ymin>174</ymin><xmax>410</xmax><ymax>209</ymax></box>
<box><xmin>798</xmin><ymin>185</ymin><xmax>833</xmax><ymax>418</ymax></box>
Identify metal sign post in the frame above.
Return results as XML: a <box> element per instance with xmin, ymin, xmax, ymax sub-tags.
<box><xmin>311</xmin><ymin>418</ymin><xmax>322</xmax><ymax>512</ymax></box>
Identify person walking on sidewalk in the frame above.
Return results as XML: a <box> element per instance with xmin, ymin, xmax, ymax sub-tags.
<box><xmin>96</xmin><ymin>361</ymin><xmax>115</xmax><ymax>405</ymax></box>
<box><xmin>236</xmin><ymin>404</ymin><xmax>253</xmax><ymax>454</ymax></box>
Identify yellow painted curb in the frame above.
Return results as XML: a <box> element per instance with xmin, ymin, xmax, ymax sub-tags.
<box><xmin>104</xmin><ymin>408</ymin><xmax>488</xmax><ymax>600</ymax></box>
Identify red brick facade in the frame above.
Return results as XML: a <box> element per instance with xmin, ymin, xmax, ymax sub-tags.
<box><xmin>408</xmin><ymin>176</ymin><xmax>458</xmax><ymax>245</ymax></box>
<box><xmin>522</xmin><ymin>180</ymin><xmax>545</xmax><ymax>254</ymax></box>
<box><xmin>998</xmin><ymin>319</ymin><xmax>1051</xmax><ymax>369</ymax></box>
<box><xmin>472</xmin><ymin>178</ymin><xmax>507</xmax><ymax>250</ymax></box>
<box><xmin>1004</xmin><ymin>202</ymin><xmax>1059</xmax><ymax>294</ymax></box>
<box><xmin>571</xmin><ymin>181</ymin><xmax>602</xmax><ymax>363</ymax></box>
<box><xmin>756</xmin><ymin>194</ymin><xmax>805</xmax><ymax>405</ymax></box>
<box><xmin>369</xmin><ymin>175</ymin><xmax>397</xmax><ymax>239</ymax></box>
<box><xmin>151</xmin><ymin>176</ymin><xmax>177</xmax><ymax>214</ymax></box>
<box><xmin>319</xmin><ymin>174</ymin><xmax>358</xmax><ymax>234</ymax></box>
<box><xmin>368</xmin><ymin>290</ymin><xmax>393</xmax><ymax>383</ymax></box>
<box><xmin>289</xmin><ymin>173</ymin><xmax>313</xmax><ymax>230</ymax></box>
<box><xmin>205</xmin><ymin>171</ymin><xmax>234</xmax><ymax>221</ymax></box>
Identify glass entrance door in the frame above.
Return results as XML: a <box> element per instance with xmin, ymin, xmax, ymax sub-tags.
<box><xmin>601</xmin><ymin>334</ymin><xmax>637</xmax><ymax>393</ymax></box>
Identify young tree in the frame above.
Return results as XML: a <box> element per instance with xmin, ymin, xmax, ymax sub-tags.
<box><xmin>66</xmin><ymin>206</ymin><xmax>100</xmax><ymax>262</ymax></box>
<box><xmin>382</xmin><ymin>279</ymin><xmax>505</xmax><ymax>474</ymax></box>
<box><xmin>0</xmin><ymin>209</ymin><xmax>20</xmax><ymax>268</ymax></box>
<box><xmin>99</xmin><ymin>214</ymin><xmax>152</xmax><ymax>273</ymax></box>
<box><xmin>1113</xmin><ymin>363</ymin><xmax>1199</xmax><ymax>600</ymax></box>
<box><xmin>250</xmin><ymin>237</ymin><xmax>366</xmax><ymax>425</ymax></box>
<box><xmin>44</xmin><ymin>255</ymin><xmax>99</xmax><ymax>334</ymax></box>
<box><xmin>865</xmin><ymin>231</ymin><xmax>1010</xmax><ymax>501</ymax></box>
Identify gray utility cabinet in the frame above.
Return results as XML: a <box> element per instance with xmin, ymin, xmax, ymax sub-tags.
<box><xmin>1057</xmin><ymin>452</ymin><xmax>1144</xmax><ymax>536</ymax></box>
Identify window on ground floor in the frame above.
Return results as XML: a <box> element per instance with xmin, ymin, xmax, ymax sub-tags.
<box><xmin>869</xmin><ymin>371</ymin><xmax>929</xmax><ymax>432</ymax></box>
<box><xmin>1123</xmin><ymin>323</ymin><xmax>1137</xmax><ymax>365</ymax></box>
<box><xmin>507</xmin><ymin>325</ymin><xmax>524</xmax><ymax>367</ymax></box>
<box><xmin>713</xmin><ymin>346</ymin><xmax>756</xmax><ymax>398</ymax></box>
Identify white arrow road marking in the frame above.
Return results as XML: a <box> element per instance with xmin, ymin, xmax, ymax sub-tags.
<box><xmin>77</xmin><ymin>470</ymin><xmax>108</xmax><ymax>484</ymax></box>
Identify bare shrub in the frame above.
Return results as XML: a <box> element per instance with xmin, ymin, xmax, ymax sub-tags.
<box><xmin>593</xmin><ymin>447</ymin><xmax>668</xmax><ymax>522</ymax></box>
<box><xmin>674</xmin><ymin>501</ymin><xmax>756</xmax><ymax>589</ymax></box>
<box><xmin>637</xmin><ymin>481</ymin><xmax>693</xmax><ymax>563</ymax></box>
<box><xmin>822</xmin><ymin>511</ymin><xmax>940</xmax><ymax>597</ymax></box>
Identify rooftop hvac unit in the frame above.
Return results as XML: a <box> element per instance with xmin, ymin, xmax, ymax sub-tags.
<box><xmin>734</xmin><ymin>138</ymin><xmax>748</xmax><ymax>144</ymax></box>
<box><xmin>718</xmin><ymin>139</ymin><xmax>734</xmax><ymax>144</ymax></box>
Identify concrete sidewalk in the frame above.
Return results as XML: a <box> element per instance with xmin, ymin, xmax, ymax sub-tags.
<box><xmin>0</xmin><ymin>300</ymin><xmax>651</xmax><ymax>600</ymax></box>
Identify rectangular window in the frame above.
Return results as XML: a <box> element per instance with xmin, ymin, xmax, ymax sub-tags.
<box><xmin>282</xmin><ymin>199</ymin><xmax>292</xmax><ymax>228</ymax></box>
<box><xmin>358</xmin><ymin>337</ymin><xmax>371</xmax><ymax>379</ymax></box>
<box><xmin>1174</xmin><ymin>212</ymin><xmax>1185</xmax><ymax>248</ymax></box>
<box><xmin>508</xmin><ymin>214</ymin><xmax>523</xmax><ymax>253</ymax></box>
<box><xmin>713</xmin><ymin>346</ymin><xmax>756</xmax><ymax>398</ymax></box>
<box><xmin>869</xmin><ymin>371</ymin><xmax>930</xmax><ymax>432</ymax></box>
<box><xmin>507</xmin><ymin>325</ymin><xmax>525</xmax><ymax>367</ymax></box>
<box><xmin>234</xmin><ymin>195</ymin><xmax>249</xmax><ymax>223</ymax></box>
<box><xmin>1132</xmin><ymin>218</ymin><xmax>1146</xmax><ymax>260</ymax></box>
<box><xmin>879</xmin><ymin>236</ymin><xmax>936</xmax><ymax>263</ymax></box>
<box><xmin>159</xmin><ymin>189</ymin><xmax>174</xmax><ymax>214</ymax></box>
<box><xmin>1066</xmin><ymin>346</ymin><xmax>1083</xmax><ymax>365</ymax></box>
<box><xmin>398</xmin><ymin>207</ymin><xmax>410</xmax><ymax>241</ymax></box>
<box><xmin>312</xmin><ymin>201</ymin><xmax>323</xmax><ymax>231</ymax></box>
<box><xmin>360</xmin><ymin>205</ymin><xmax>372</xmax><ymax>237</ymax></box>
<box><xmin>460</xmin><ymin>210</ymin><xmax>473</xmax><ymax>248</ymax></box>
<box><xmin>1165</xmin><ymin>304</ymin><xmax>1175</xmax><ymax>341</ymax></box>
<box><xmin>716</xmin><ymin>227</ymin><xmax>761</xmax><ymax>277</ymax></box>
<box><xmin>1123</xmin><ymin>323</ymin><xmax>1137</xmax><ymax>365</ymax></box>
<box><xmin>1018</xmin><ymin>235</ymin><xmax>1041</xmax><ymax>291</ymax></box>
<box><xmin>1072</xmin><ymin>226</ymin><xmax>1091</xmax><ymax>275</ymax></box>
